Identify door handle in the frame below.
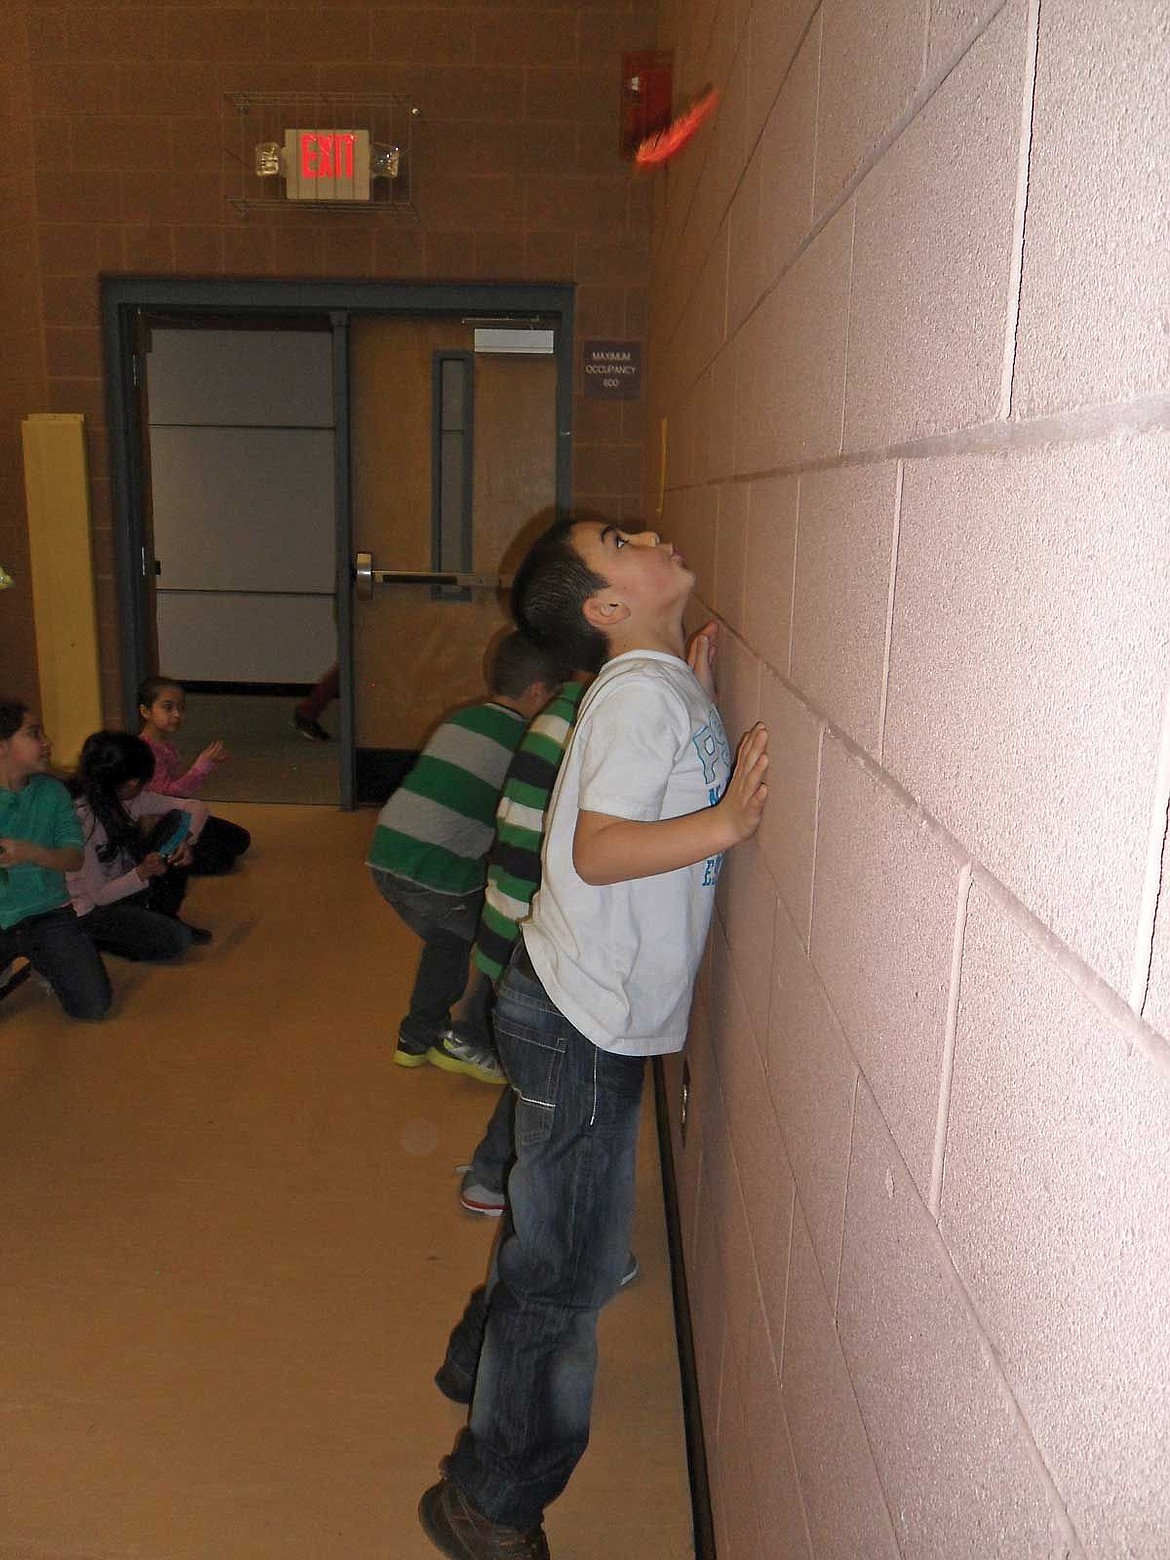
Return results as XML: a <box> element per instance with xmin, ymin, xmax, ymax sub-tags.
<box><xmin>354</xmin><ymin>551</ymin><xmax>505</xmax><ymax>601</ymax></box>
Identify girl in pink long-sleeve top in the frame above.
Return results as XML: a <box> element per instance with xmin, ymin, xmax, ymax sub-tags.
<box><xmin>68</xmin><ymin>731</ymin><xmax>211</xmax><ymax>962</ymax></box>
<box><xmin>138</xmin><ymin>678</ymin><xmax>251</xmax><ymax>876</ymax></box>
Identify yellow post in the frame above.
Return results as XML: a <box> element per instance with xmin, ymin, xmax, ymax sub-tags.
<box><xmin>20</xmin><ymin>414</ymin><xmax>103</xmax><ymax>768</ymax></box>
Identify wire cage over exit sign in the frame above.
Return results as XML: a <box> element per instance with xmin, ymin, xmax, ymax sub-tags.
<box><xmin>224</xmin><ymin>90</ymin><xmax>418</xmax><ymax>216</ymax></box>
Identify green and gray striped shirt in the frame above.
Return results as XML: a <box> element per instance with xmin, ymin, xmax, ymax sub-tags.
<box><xmin>366</xmin><ymin>701</ymin><xmax>526</xmax><ymax>896</ymax></box>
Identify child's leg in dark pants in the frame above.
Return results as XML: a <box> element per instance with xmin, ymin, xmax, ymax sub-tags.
<box><xmin>441</xmin><ymin>960</ymin><xmax>645</xmax><ymax>1532</ymax></box>
<box><xmin>189</xmin><ymin>815</ymin><xmax>251</xmax><ymax>876</ymax></box>
<box><xmin>5</xmin><ymin>908</ymin><xmax>112</xmax><ymax>1019</ymax></box>
<box><xmin>83</xmin><ymin>895</ymin><xmax>193</xmax><ymax>961</ymax></box>
<box><xmin>370</xmin><ymin>869</ymin><xmax>480</xmax><ymax>1051</ymax></box>
<box><xmin>470</xmin><ymin>1086</ymin><xmax>516</xmax><ymax>1197</ymax></box>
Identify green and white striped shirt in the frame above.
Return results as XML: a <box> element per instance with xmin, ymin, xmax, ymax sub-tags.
<box><xmin>473</xmin><ymin>681</ymin><xmax>586</xmax><ymax>981</ymax></box>
<box><xmin>366</xmin><ymin>701</ymin><xmax>526</xmax><ymax>896</ymax></box>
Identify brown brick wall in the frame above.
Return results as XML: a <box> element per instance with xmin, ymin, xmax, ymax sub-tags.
<box><xmin>0</xmin><ymin>36</ymin><xmax>45</xmax><ymax>702</ymax></box>
<box><xmin>5</xmin><ymin>0</ymin><xmax>657</xmax><ymax>718</ymax></box>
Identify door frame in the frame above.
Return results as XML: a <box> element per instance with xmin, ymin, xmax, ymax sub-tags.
<box><xmin>102</xmin><ymin>277</ymin><xmax>576</xmax><ymax>809</ymax></box>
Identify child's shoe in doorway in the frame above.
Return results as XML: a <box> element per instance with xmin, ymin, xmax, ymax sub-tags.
<box><xmin>291</xmin><ymin>712</ymin><xmax>331</xmax><ymax>742</ymax></box>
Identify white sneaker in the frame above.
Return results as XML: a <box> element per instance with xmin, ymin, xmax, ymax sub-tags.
<box><xmin>459</xmin><ymin>1168</ymin><xmax>506</xmax><ymax>1216</ymax></box>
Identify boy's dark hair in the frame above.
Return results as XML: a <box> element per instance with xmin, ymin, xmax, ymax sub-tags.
<box><xmin>72</xmin><ymin>731</ymin><xmax>159</xmax><ymax>863</ymax></box>
<box><xmin>509</xmin><ymin>515</ymin><xmax>609</xmax><ymax>674</ymax></box>
<box><xmin>137</xmin><ymin>675</ymin><xmax>183</xmax><ymax>710</ymax></box>
<box><xmin>487</xmin><ymin>631</ymin><xmax>562</xmax><ymax>700</ymax></box>
<box><xmin>0</xmin><ymin>700</ymin><xmax>28</xmax><ymax>741</ymax></box>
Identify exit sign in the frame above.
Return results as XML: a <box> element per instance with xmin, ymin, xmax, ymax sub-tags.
<box><xmin>283</xmin><ymin>128</ymin><xmax>371</xmax><ymax>201</ymax></box>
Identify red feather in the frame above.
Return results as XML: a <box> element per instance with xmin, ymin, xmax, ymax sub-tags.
<box><xmin>634</xmin><ymin>86</ymin><xmax>721</xmax><ymax>168</ymax></box>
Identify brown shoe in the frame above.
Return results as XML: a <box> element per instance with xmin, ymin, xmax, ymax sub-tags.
<box><xmin>418</xmin><ymin>1478</ymin><xmax>550</xmax><ymax>1560</ymax></box>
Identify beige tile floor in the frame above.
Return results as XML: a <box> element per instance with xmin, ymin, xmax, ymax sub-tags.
<box><xmin>0</xmin><ymin>805</ymin><xmax>694</xmax><ymax>1559</ymax></box>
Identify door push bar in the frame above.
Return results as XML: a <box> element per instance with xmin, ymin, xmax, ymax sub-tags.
<box><xmin>354</xmin><ymin>551</ymin><xmax>507</xmax><ymax>601</ymax></box>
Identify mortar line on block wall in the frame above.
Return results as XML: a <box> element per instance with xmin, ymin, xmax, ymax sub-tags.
<box><xmin>787</xmin><ymin>473</ymin><xmax>801</xmax><ymax>680</ymax></box>
<box><xmin>923</xmin><ymin>0</ymin><xmax>933</xmax><ymax>77</ymax></box>
<box><xmin>970</xmin><ymin>864</ymin><xmax>1170</xmax><ymax>1080</ymax></box>
<box><xmin>803</xmin><ymin>723</ymin><xmax>825</xmax><ymax>954</ymax></box>
<box><xmin>930</xmin><ymin>862</ymin><xmax>972</xmax><ymax>1218</ymax></box>
<box><xmin>779</xmin><ymin>1396</ymin><xmax>818</xmax><ymax>1560</ymax></box>
<box><xmin>831</xmin><ymin>1069</ymin><xmax>860</xmax><ymax>1320</ymax></box>
<box><xmin>838</xmin><ymin>199</ymin><xmax>856</xmax><ymax>458</ymax></box>
<box><xmin>829</xmin><ymin>1082</ymin><xmax>906</xmax><ymax>1557</ymax></box>
<box><xmin>876</xmin><ymin>459</ymin><xmax>903</xmax><ymax>768</ymax></box>
<box><xmin>1130</xmin><ymin>674</ymin><xmax>1170</xmax><ymax>1015</ymax></box>
<box><xmin>689</xmin><ymin>392</ymin><xmax>1170</xmax><ymax>487</ymax></box>
<box><xmin>1000</xmin><ymin>0</ymin><xmax>1043</xmax><ymax>419</ymax></box>
<box><xmin>776</xmin><ymin>1173</ymin><xmax>797</xmax><ymax>1376</ymax></box>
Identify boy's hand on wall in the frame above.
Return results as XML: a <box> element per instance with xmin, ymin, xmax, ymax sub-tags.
<box><xmin>686</xmin><ymin>619</ymin><xmax>719</xmax><ymax>697</ymax></box>
<box><xmin>718</xmin><ymin>723</ymin><xmax>769</xmax><ymax>845</ymax></box>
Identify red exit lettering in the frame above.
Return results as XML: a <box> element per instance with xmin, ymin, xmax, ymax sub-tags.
<box><xmin>300</xmin><ymin>132</ymin><xmax>357</xmax><ymax>180</ymax></box>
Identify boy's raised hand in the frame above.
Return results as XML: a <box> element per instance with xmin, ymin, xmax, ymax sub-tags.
<box><xmin>200</xmin><ymin>741</ymin><xmax>228</xmax><ymax>766</ymax></box>
<box><xmin>718</xmin><ymin>722</ymin><xmax>769</xmax><ymax>844</ymax></box>
<box><xmin>686</xmin><ymin>619</ymin><xmax>719</xmax><ymax>697</ymax></box>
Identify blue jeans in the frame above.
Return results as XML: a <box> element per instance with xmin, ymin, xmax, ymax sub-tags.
<box><xmin>469</xmin><ymin>1086</ymin><xmax>515</xmax><ymax>1194</ymax></box>
<box><xmin>83</xmin><ymin>892</ymin><xmax>193</xmax><ymax>962</ymax></box>
<box><xmin>0</xmin><ymin>906</ymin><xmax>111</xmax><ymax>1020</ymax></box>
<box><xmin>370</xmin><ymin>868</ymin><xmax>485</xmax><ymax>1049</ymax></box>
<box><xmin>444</xmin><ymin>949</ymin><xmax>646</xmax><ymax>1530</ymax></box>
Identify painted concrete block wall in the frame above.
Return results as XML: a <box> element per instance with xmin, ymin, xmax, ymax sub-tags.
<box><xmin>4</xmin><ymin>0</ymin><xmax>657</xmax><ymax>720</ymax></box>
<box><xmin>650</xmin><ymin>0</ymin><xmax>1170</xmax><ymax>1552</ymax></box>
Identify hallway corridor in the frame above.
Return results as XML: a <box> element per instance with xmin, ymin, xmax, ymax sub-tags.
<box><xmin>0</xmin><ymin>805</ymin><xmax>693</xmax><ymax>1559</ymax></box>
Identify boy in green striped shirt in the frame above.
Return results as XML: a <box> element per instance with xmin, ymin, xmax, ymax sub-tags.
<box><xmin>449</xmin><ymin>675</ymin><xmax>589</xmax><ymax>1211</ymax></box>
<box><xmin>367</xmin><ymin>632</ymin><xmax>559</xmax><ymax>1081</ymax></box>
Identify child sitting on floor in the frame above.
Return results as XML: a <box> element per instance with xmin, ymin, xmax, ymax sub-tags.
<box><xmin>68</xmin><ymin>731</ymin><xmax>211</xmax><ymax>963</ymax></box>
<box><xmin>138</xmin><ymin>677</ymin><xmax>251</xmax><ymax>876</ymax></box>
<box><xmin>0</xmin><ymin>698</ymin><xmax>111</xmax><ymax>1020</ymax></box>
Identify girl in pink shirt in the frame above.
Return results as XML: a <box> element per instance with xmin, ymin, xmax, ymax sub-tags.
<box><xmin>138</xmin><ymin>678</ymin><xmax>251</xmax><ymax>876</ymax></box>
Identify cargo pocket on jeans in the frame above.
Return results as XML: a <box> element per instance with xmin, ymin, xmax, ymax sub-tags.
<box><xmin>496</xmin><ymin>1019</ymin><xmax>566</xmax><ymax>1148</ymax></box>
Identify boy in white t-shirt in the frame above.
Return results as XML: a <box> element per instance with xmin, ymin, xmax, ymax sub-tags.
<box><xmin>420</xmin><ymin>516</ymin><xmax>769</xmax><ymax>1560</ymax></box>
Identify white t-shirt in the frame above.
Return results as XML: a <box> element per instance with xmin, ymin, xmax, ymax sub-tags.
<box><xmin>523</xmin><ymin>650</ymin><xmax>732</xmax><ymax>1056</ymax></box>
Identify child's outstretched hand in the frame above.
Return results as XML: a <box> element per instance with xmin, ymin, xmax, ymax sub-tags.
<box><xmin>686</xmin><ymin>619</ymin><xmax>719</xmax><ymax>697</ymax></box>
<box><xmin>200</xmin><ymin>741</ymin><xmax>228</xmax><ymax>766</ymax></box>
<box><xmin>718</xmin><ymin>722</ymin><xmax>769</xmax><ymax>845</ymax></box>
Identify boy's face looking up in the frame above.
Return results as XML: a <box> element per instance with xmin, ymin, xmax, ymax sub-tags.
<box><xmin>571</xmin><ymin>522</ymin><xmax>694</xmax><ymax>646</ymax></box>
